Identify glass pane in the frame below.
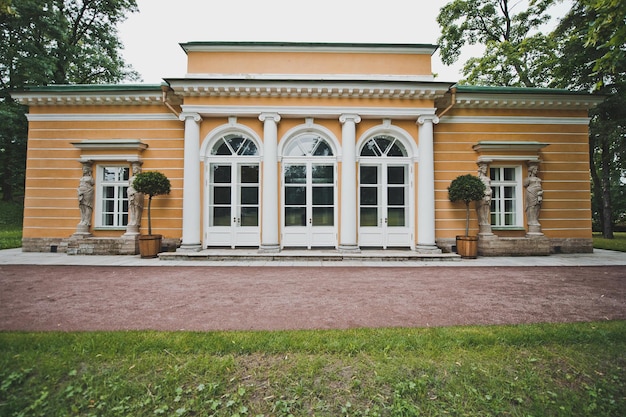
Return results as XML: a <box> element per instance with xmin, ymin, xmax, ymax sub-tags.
<box><xmin>240</xmin><ymin>165</ymin><xmax>259</xmax><ymax>183</ymax></box>
<box><xmin>105</xmin><ymin>214</ymin><xmax>113</xmax><ymax>225</ymax></box>
<box><xmin>285</xmin><ymin>186</ymin><xmax>306</xmax><ymax>205</ymax></box>
<box><xmin>504</xmin><ymin>186</ymin><xmax>514</xmax><ymax>199</ymax></box>
<box><xmin>104</xmin><ymin>186</ymin><xmax>115</xmax><ymax>198</ymax></box>
<box><xmin>361</xmin><ymin>139</ymin><xmax>381</xmax><ymax>156</ymax></box>
<box><xmin>387</xmin><ymin>142</ymin><xmax>406</xmax><ymax>157</ymax></box>
<box><xmin>238</xmin><ymin>139</ymin><xmax>258</xmax><ymax>156</ymax></box>
<box><xmin>375</xmin><ymin>136</ymin><xmax>392</xmax><ymax>154</ymax></box>
<box><xmin>285</xmin><ymin>207</ymin><xmax>306</xmax><ymax>226</ymax></box>
<box><xmin>213</xmin><ymin>186</ymin><xmax>231</xmax><ymax>204</ymax></box>
<box><xmin>387</xmin><ymin>166</ymin><xmax>405</xmax><ymax>184</ymax></box>
<box><xmin>387</xmin><ymin>187</ymin><xmax>405</xmax><ymax>206</ymax></box>
<box><xmin>104</xmin><ymin>199</ymin><xmax>114</xmax><ymax>211</ymax></box>
<box><xmin>212</xmin><ymin>207</ymin><xmax>231</xmax><ymax>226</ymax></box>
<box><xmin>212</xmin><ymin>138</ymin><xmax>232</xmax><ymax>155</ymax></box>
<box><xmin>312</xmin><ymin>165</ymin><xmax>333</xmax><ymax>184</ymax></box>
<box><xmin>284</xmin><ymin>165</ymin><xmax>306</xmax><ymax>184</ymax></box>
<box><xmin>360</xmin><ymin>166</ymin><xmax>378</xmax><ymax>184</ymax></box>
<box><xmin>360</xmin><ymin>187</ymin><xmax>377</xmax><ymax>205</ymax></box>
<box><xmin>213</xmin><ymin>165</ymin><xmax>231</xmax><ymax>183</ymax></box>
<box><xmin>240</xmin><ymin>207</ymin><xmax>258</xmax><ymax>226</ymax></box>
<box><xmin>103</xmin><ymin>168</ymin><xmax>117</xmax><ymax>182</ymax></box>
<box><xmin>504</xmin><ymin>168</ymin><xmax>515</xmax><ymax>181</ymax></box>
<box><xmin>360</xmin><ymin>208</ymin><xmax>378</xmax><ymax>226</ymax></box>
<box><xmin>504</xmin><ymin>199</ymin><xmax>514</xmax><ymax>212</ymax></box>
<box><xmin>505</xmin><ymin>213</ymin><xmax>515</xmax><ymax>225</ymax></box>
<box><xmin>490</xmin><ymin>168</ymin><xmax>500</xmax><ymax>181</ymax></box>
<box><xmin>312</xmin><ymin>207</ymin><xmax>333</xmax><ymax>226</ymax></box>
<box><xmin>240</xmin><ymin>186</ymin><xmax>258</xmax><ymax>205</ymax></box>
<box><xmin>313</xmin><ymin>187</ymin><xmax>333</xmax><ymax>205</ymax></box>
<box><xmin>388</xmin><ymin>208</ymin><xmax>406</xmax><ymax>226</ymax></box>
<box><xmin>313</xmin><ymin>140</ymin><xmax>333</xmax><ymax>156</ymax></box>
<box><xmin>226</xmin><ymin>135</ymin><xmax>245</xmax><ymax>154</ymax></box>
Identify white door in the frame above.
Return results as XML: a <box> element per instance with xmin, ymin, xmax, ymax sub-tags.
<box><xmin>206</xmin><ymin>163</ymin><xmax>260</xmax><ymax>248</ymax></box>
<box><xmin>359</xmin><ymin>164</ymin><xmax>411</xmax><ymax>248</ymax></box>
<box><xmin>282</xmin><ymin>162</ymin><xmax>337</xmax><ymax>248</ymax></box>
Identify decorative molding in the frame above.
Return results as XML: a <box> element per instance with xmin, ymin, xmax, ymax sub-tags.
<box><xmin>182</xmin><ymin>105</ymin><xmax>436</xmax><ymax>120</ymax></box>
<box><xmin>258</xmin><ymin>112</ymin><xmax>281</xmax><ymax>123</ymax></box>
<box><xmin>179</xmin><ymin>112</ymin><xmax>202</xmax><ymax>122</ymax></box>
<box><xmin>13</xmin><ymin>92</ymin><xmax>164</xmax><ymax>106</ymax></box>
<box><xmin>477</xmin><ymin>155</ymin><xmax>542</xmax><ymax>163</ymax></box>
<box><xmin>25</xmin><ymin>113</ymin><xmax>179</xmax><ymax>122</ymax></box>
<box><xmin>417</xmin><ymin>114</ymin><xmax>440</xmax><ymax>125</ymax></box>
<box><xmin>182</xmin><ymin>73</ymin><xmax>438</xmax><ymax>83</ymax></box>
<box><xmin>77</xmin><ymin>154</ymin><xmax>144</xmax><ymax>163</ymax></box>
<box><xmin>71</xmin><ymin>139</ymin><xmax>148</xmax><ymax>151</ymax></box>
<box><xmin>339</xmin><ymin>114</ymin><xmax>361</xmax><ymax>124</ymax></box>
<box><xmin>439</xmin><ymin>116</ymin><xmax>592</xmax><ymax>125</ymax></box>
<box><xmin>472</xmin><ymin>141</ymin><xmax>549</xmax><ymax>152</ymax></box>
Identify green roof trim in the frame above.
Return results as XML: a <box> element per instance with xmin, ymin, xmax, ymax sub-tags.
<box><xmin>454</xmin><ymin>85</ymin><xmax>593</xmax><ymax>96</ymax></box>
<box><xmin>16</xmin><ymin>83</ymin><xmax>164</xmax><ymax>93</ymax></box>
<box><xmin>181</xmin><ymin>41</ymin><xmax>438</xmax><ymax>49</ymax></box>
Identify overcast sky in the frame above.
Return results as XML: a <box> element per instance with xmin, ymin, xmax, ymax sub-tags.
<box><xmin>117</xmin><ymin>0</ymin><xmax>570</xmax><ymax>84</ymax></box>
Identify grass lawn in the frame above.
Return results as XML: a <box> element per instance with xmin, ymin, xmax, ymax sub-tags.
<box><xmin>1</xmin><ymin>322</ymin><xmax>625</xmax><ymax>416</ymax></box>
<box><xmin>593</xmin><ymin>232</ymin><xmax>626</xmax><ymax>252</ymax></box>
<box><xmin>0</xmin><ymin>200</ymin><xmax>23</xmax><ymax>250</ymax></box>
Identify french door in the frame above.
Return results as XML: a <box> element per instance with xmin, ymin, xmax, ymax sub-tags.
<box><xmin>206</xmin><ymin>162</ymin><xmax>260</xmax><ymax>248</ymax></box>
<box><xmin>282</xmin><ymin>162</ymin><xmax>337</xmax><ymax>248</ymax></box>
<box><xmin>358</xmin><ymin>163</ymin><xmax>412</xmax><ymax>248</ymax></box>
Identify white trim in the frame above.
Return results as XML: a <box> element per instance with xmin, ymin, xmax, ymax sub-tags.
<box><xmin>478</xmin><ymin>155</ymin><xmax>541</xmax><ymax>163</ymax></box>
<box><xmin>78</xmin><ymin>154</ymin><xmax>143</xmax><ymax>162</ymax></box>
<box><xmin>72</xmin><ymin>139</ymin><xmax>148</xmax><ymax>151</ymax></box>
<box><xmin>357</xmin><ymin>123</ymin><xmax>419</xmax><ymax>162</ymax></box>
<box><xmin>439</xmin><ymin>116</ymin><xmax>591</xmax><ymax>125</ymax></box>
<box><xmin>181</xmin><ymin>105</ymin><xmax>436</xmax><ymax>120</ymax></box>
<box><xmin>278</xmin><ymin>120</ymin><xmax>342</xmax><ymax>161</ymax></box>
<box><xmin>26</xmin><ymin>113</ymin><xmax>179</xmax><ymax>122</ymax></box>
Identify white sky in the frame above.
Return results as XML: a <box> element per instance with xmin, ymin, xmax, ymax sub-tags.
<box><xmin>118</xmin><ymin>0</ymin><xmax>571</xmax><ymax>85</ymax></box>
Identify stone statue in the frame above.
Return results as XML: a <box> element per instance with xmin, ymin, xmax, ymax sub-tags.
<box><xmin>77</xmin><ymin>162</ymin><xmax>94</xmax><ymax>232</ymax></box>
<box><xmin>126</xmin><ymin>162</ymin><xmax>144</xmax><ymax>234</ymax></box>
<box><xmin>524</xmin><ymin>162</ymin><xmax>543</xmax><ymax>234</ymax></box>
<box><xmin>476</xmin><ymin>162</ymin><xmax>493</xmax><ymax>235</ymax></box>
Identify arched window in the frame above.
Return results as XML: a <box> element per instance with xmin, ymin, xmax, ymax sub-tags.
<box><xmin>284</xmin><ymin>134</ymin><xmax>334</xmax><ymax>157</ymax></box>
<box><xmin>360</xmin><ymin>135</ymin><xmax>407</xmax><ymax>157</ymax></box>
<box><xmin>211</xmin><ymin>134</ymin><xmax>258</xmax><ymax>156</ymax></box>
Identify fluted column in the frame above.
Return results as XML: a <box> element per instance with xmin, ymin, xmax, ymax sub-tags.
<box><xmin>339</xmin><ymin>113</ymin><xmax>361</xmax><ymax>251</ymax></box>
<box><xmin>416</xmin><ymin>114</ymin><xmax>440</xmax><ymax>252</ymax></box>
<box><xmin>179</xmin><ymin>112</ymin><xmax>202</xmax><ymax>251</ymax></box>
<box><xmin>259</xmin><ymin>112</ymin><xmax>281</xmax><ymax>252</ymax></box>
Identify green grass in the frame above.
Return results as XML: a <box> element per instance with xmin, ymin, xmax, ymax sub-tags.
<box><xmin>593</xmin><ymin>232</ymin><xmax>626</xmax><ymax>252</ymax></box>
<box><xmin>0</xmin><ymin>200</ymin><xmax>23</xmax><ymax>249</ymax></box>
<box><xmin>1</xmin><ymin>322</ymin><xmax>625</xmax><ymax>416</ymax></box>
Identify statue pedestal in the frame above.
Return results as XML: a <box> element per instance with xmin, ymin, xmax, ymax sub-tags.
<box><xmin>73</xmin><ymin>224</ymin><xmax>91</xmax><ymax>237</ymax></box>
<box><xmin>527</xmin><ymin>224</ymin><xmax>543</xmax><ymax>236</ymax></box>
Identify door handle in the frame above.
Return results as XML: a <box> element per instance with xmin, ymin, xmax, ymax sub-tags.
<box><xmin>385</xmin><ymin>218</ymin><xmax>388</xmax><ymax>224</ymax></box>
<box><xmin>309</xmin><ymin>218</ymin><xmax>312</xmax><ymax>224</ymax></box>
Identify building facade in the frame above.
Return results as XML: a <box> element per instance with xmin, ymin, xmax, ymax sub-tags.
<box><xmin>12</xmin><ymin>42</ymin><xmax>601</xmax><ymax>256</ymax></box>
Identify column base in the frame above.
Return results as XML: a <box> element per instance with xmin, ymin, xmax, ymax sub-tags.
<box><xmin>415</xmin><ymin>245</ymin><xmax>442</xmax><ymax>254</ymax></box>
<box><xmin>338</xmin><ymin>244</ymin><xmax>360</xmax><ymax>253</ymax></box>
<box><xmin>178</xmin><ymin>244</ymin><xmax>202</xmax><ymax>252</ymax></box>
<box><xmin>258</xmin><ymin>244</ymin><xmax>280</xmax><ymax>253</ymax></box>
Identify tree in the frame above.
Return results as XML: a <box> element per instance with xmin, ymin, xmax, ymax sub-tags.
<box><xmin>132</xmin><ymin>171</ymin><xmax>171</xmax><ymax>236</ymax></box>
<box><xmin>448</xmin><ymin>174</ymin><xmax>486</xmax><ymax>236</ymax></box>
<box><xmin>0</xmin><ymin>0</ymin><xmax>139</xmax><ymax>201</ymax></box>
<box><xmin>553</xmin><ymin>0</ymin><xmax>626</xmax><ymax>238</ymax></box>
<box><xmin>437</xmin><ymin>0</ymin><xmax>558</xmax><ymax>87</ymax></box>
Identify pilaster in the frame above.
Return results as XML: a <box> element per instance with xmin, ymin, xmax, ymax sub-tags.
<box><xmin>259</xmin><ymin>112</ymin><xmax>281</xmax><ymax>252</ymax></box>
<box><xmin>339</xmin><ymin>114</ymin><xmax>361</xmax><ymax>252</ymax></box>
<box><xmin>416</xmin><ymin>114</ymin><xmax>441</xmax><ymax>253</ymax></box>
<box><xmin>179</xmin><ymin>112</ymin><xmax>203</xmax><ymax>251</ymax></box>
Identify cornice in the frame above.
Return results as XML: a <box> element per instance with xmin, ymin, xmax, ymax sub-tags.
<box><xmin>11</xmin><ymin>86</ymin><xmax>164</xmax><ymax>107</ymax></box>
<box><xmin>166</xmin><ymin>79</ymin><xmax>453</xmax><ymax>100</ymax></box>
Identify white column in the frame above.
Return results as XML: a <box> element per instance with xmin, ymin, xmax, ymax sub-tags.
<box><xmin>179</xmin><ymin>112</ymin><xmax>202</xmax><ymax>251</ymax></box>
<box><xmin>339</xmin><ymin>114</ymin><xmax>361</xmax><ymax>251</ymax></box>
<box><xmin>416</xmin><ymin>114</ymin><xmax>440</xmax><ymax>252</ymax></box>
<box><xmin>259</xmin><ymin>112</ymin><xmax>281</xmax><ymax>252</ymax></box>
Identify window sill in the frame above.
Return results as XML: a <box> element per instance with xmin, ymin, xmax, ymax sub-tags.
<box><xmin>492</xmin><ymin>227</ymin><xmax>526</xmax><ymax>231</ymax></box>
<box><xmin>93</xmin><ymin>227</ymin><xmax>127</xmax><ymax>231</ymax></box>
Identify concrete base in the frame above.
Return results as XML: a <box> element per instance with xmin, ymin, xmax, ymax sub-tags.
<box><xmin>478</xmin><ymin>235</ymin><xmax>550</xmax><ymax>256</ymax></box>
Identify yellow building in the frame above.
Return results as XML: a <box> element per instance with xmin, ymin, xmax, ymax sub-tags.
<box><xmin>12</xmin><ymin>42</ymin><xmax>602</xmax><ymax>256</ymax></box>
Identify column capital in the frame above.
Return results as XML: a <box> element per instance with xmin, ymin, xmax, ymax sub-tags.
<box><xmin>417</xmin><ymin>114</ymin><xmax>440</xmax><ymax>125</ymax></box>
<box><xmin>339</xmin><ymin>114</ymin><xmax>361</xmax><ymax>124</ymax></box>
<box><xmin>259</xmin><ymin>112</ymin><xmax>281</xmax><ymax>123</ymax></box>
<box><xmin>179</xmin><ymin>112</ymin><xmax>202</xmax><ymax>122</ymax></box>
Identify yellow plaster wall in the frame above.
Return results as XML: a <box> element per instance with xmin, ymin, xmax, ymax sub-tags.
<box><xmin>187</xmin><ymin>51</ymin><xmax>433</xmax><ymax>76</ymax></box>
<box><xmin>22</xmin><ymin>105</ymin><xmax>185</xmax><ymax>239</ymax></box>
<box><xmin>434</xmin><ymin>108</ymin><xmax>592</xmax><ymax>240</ymax></box>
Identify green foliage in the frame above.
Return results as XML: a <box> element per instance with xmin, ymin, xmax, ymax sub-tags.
<box><xmin>0</xmin><ymin>322</ymin><xmax>625</xmax><ymax>416</ymax></box>
<box><xmin>436</xmin><ymin>0</ymin><xmax>558</xmax><ymax>86</ymax></box>
<box><xmin>132</xmin><ymin>171</ymin><xmax>171</xmax><ymax>235</ymax></box>
<box><xmin>1</xmin><ymin>0</ymin><xmax>140</xmax><ymax>201</ymax></box>
<box><xmin>0</xmin><ymin>199</ymin><xmax>22</xmax><ymax>249</ymax></box>
<box><xmin>448</xmin><ymin>174</ymin><xmax>486</xmax><ymax>236</ymax></box>
<box><xmin>593</xmin><ymin>232</ymin><xmax>626</xmax><ymax>252</ymax></box>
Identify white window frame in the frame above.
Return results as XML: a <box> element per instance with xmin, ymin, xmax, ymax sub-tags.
<box><xmin>96</xmin><ymin>164</ymin><xmax>129</xmax><ymax>229</ymax></box>
<box><xmin>490</xmin><ymin>165</ymin><xmax>523</xmax><ymax>228</ymax></box>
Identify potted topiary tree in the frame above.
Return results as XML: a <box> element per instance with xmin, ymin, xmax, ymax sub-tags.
<box><xmin>132</xmin><ymin>171</ymin><xmax>171</xmax><ymax>258</ymax></box>
<box><xmin>448</xmin><ymin>174</ymin><xmax>486</xmax><ymax>258</ymax></box>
